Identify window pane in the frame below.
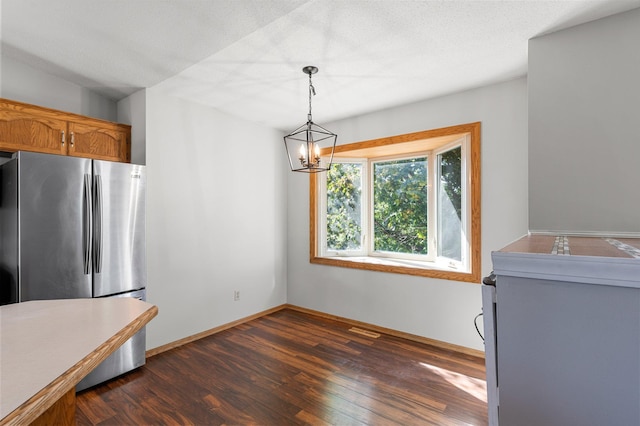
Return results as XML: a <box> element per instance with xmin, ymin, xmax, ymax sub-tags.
<box><xmin>373</xmin><ymin>157</ymin><xmax>428</xmax><ymax>255</ymax></box>
<box><xmin>438</xmin><ymin>147</ymin><xmax>462</xmax><ymax>261</ymax></box>
<box><xmin>326</xmin><ymin>163</ymin><xmax>362</xmax><ymax>251</ymax></box>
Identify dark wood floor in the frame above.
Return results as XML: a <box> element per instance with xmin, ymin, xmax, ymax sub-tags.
<box><xmin>77</xmin><ymin>309</ymin><xmax>488</xmax><ymax>425</ymax></box>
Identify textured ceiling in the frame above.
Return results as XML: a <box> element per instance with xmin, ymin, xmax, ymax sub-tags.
<box><xmin>2</xmin><ymin>0</ymin><xmax>639</xmax><ymax>130</ymax></box>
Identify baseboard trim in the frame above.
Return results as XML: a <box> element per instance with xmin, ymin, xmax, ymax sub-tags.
<box><xmin>284</xmin><ymin>304</ymin><xmax>485</xmax><ymax>359</ymax></box>
<box><xmin>145</xmin><ymin>304</ymin><xmax>287</xmax><ymax>358</ymax></box>
<box><xmin>146</xmin><ymin>303</ymin><xmax>484</xmax><ymax>360</ymax></box>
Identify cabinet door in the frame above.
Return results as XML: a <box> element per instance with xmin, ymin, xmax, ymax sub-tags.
<box><xmin>0</xmin><ymin>103</ymin><xmax>67</xmax><ymax>155</ymax></box>
<box><xmin>68</xmin><ymin>121</ymin><xmax>129</xmax><ymax>162</ymax></box>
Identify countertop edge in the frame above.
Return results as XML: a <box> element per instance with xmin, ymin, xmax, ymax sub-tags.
<box><xmin>0</xmin><ymin>303</ymin><xmax>158</xmax><ymax>426</ymax></box>
<box><xmin>492</xmin><ymin>251</ymin><xmax>640</xmax><ymax>288</ymax></box>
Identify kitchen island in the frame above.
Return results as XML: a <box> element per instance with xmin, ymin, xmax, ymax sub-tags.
<box><xmin>0</xmin><ymin>298</ymin><xmax>158</xmax><ymax>425</ymax></box>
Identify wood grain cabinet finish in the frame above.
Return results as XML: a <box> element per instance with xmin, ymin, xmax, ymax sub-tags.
<box><xmin>0</xmin><ymin>98</ymin><xmax>131</xmax><ymax>163</ymax></box>
<box><xmin>0</xmin><ymin>101</ymin><xmax>68</xmax><ymax>155</ymax></box>
<box><xmin>67</xmin><ymin>121</ymin><xmax>129</xmax><ymax>162</ymax></box>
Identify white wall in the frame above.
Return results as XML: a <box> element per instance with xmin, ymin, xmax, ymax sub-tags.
<box><xmin>528</xmin><ymin>8</ymin><xmax>640</xmax><ymax>234</ymax></box>
<box><xmin>287</xmin><ymin>78</ymin><xmax>529</xmax><ymax>351</ymax></box>
<box><xmin>1</xmin><ymin>55</ymin><xmax>117</xmax><ymax>121</ymax></box>
<box><xmin>117</xmin><ymin>89</ymin><xmax>146</xmax><ymax>165</ymax></box>
<box><xmin>144</xmin><ymin>89</ymin><xmax>288</xmax><ymax>350</ymax></box>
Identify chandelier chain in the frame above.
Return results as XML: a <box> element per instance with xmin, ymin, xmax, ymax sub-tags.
<box><xmin>308</xmin><ymin>72</ymin><xmax>315</xmax><ymax>122</ymax></box>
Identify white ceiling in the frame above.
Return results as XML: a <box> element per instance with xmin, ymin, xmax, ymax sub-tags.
<box><xmin>2</xmin><ymin>0</ymin><xmax>639</xmax><ymax>131</ymax></box>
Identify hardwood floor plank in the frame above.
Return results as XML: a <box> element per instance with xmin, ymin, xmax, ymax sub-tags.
<box><xmin>294</xmin><ymin>409</ymin><xmax>333</xmax><ymax>426</ymax></box>
<box><xmin>75</xmin><ymin>387</ymin><xmax>117</xmax><ymax>424</ymax></box>
<box><xmin>260</xmin><ymin>314</ymin><xmax>362</xmax><ymax>349</ymax></box>
<box><xmin>77</xmin><ymin>308</ymin><xmax>487</xmax><ymax>425</ymax></box>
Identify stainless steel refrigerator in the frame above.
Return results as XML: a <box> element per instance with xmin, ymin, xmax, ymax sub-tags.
<box><xmin>0</xmin><ymin>151</ymin><xmax>146</xmax><ymax>391</ymax></box>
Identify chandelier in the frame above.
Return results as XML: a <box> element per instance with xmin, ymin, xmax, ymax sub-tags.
<box><xmin>283</xmin><ymin>66</ymin><xmax>337</xmax><ymax>173</ymax></box>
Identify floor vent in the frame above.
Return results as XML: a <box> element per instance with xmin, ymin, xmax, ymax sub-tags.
<box><xmin>348</xmin><ymin>327</ymin><xmax>381</xmax><ymax>338</ymax></box>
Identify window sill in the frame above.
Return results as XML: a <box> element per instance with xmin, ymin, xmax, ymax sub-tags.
<box><xmin>310</xmin><ymin>255</ymin><xmax>480</xmax><ymax>283</ymax></box>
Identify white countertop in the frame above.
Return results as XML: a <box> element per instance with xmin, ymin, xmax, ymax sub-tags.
<box><xmin>0</xmin><ymin>298</ymin><xmax>157</xmax><ymax>425</ymax></box>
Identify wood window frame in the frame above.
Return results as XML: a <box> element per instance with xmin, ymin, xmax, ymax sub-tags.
<box><xmin>309</xmin><ymin>122</ymin><xmax>481</xmax><ymax>283</ymax></box>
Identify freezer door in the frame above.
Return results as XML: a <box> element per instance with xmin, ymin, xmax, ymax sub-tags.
<box><xmin>17</xmin><ymin>152</ymin><xmax>93</xmax><ymax>300</ymax></box>
<box><xmin>92</xmin><ymin>160</ymin><xmax>146</xmax><ymax>297</ymax></box>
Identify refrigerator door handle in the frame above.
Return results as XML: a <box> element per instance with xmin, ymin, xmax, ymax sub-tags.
<box><xmin>83</xmin><ymin>174</ymin><xmax>92</xmax><ymax>274</ymax></box>
<box><xmin>93</xmin><ymin>174</ymin><xmax>103</xmax><ymax>274</ymax></box>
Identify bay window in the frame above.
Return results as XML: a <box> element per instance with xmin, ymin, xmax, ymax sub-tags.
<box><xmin>310</xmin><ymin>122</ymin><xmax>481</xmax><ymax>283</ymax></box>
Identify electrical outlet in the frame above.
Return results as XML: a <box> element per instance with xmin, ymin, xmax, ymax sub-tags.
<box><xmin>233</xmin><ymin>290</ymin><xmax>240</xmax><ymax>301</ymax></box>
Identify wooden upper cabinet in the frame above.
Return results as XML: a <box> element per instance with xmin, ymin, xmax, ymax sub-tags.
<box><xmin>0</xmin><ymin>98</ymin><xmax>131</xmax><ymax>163</ymax></box>
<box><xmin>0</xmin><ymin>101</ymin><xmax>67</xmax><ymax>155</ymax></box>
<box><xmin>68</xmin><ymin>120</ymin><xmax>129</xmax><ymax>162</ymax></box>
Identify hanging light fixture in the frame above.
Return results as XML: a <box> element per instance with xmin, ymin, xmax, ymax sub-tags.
<box><xmin>283</xmin><ymin>66</ymin><xmax>337</xmax><ymax>173</ymax></box>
